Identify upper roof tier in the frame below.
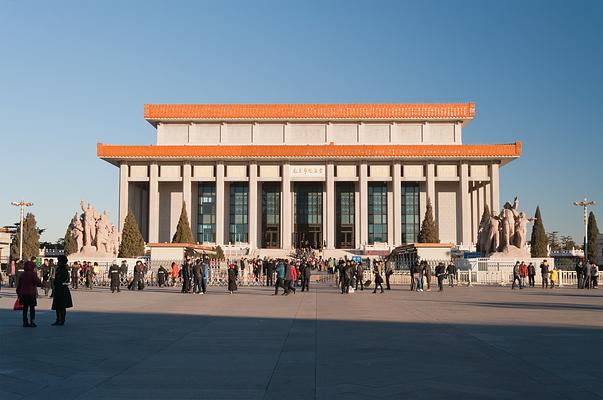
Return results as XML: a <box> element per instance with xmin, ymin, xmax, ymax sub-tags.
<box><xmin>144</xmin><ymin>103</ymin><xmax>475</xmax><ymax>123</ymax></box>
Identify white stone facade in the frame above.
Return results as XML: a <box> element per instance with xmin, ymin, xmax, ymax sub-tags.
<box><xmin>99</xmin><ymin>103</ymin><xmax>519</xmax><ymax>253</ymax></box>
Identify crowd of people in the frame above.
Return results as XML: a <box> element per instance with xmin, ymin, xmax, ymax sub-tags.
<box><xmin>5</xmin><ymin>250</ymin><xmax>601</xmax><ymax>329</ymax></box>
<box><xmin>12</xmin><ymin>255</ymin><xmax>73</xmax><ymax>327</ymax></box>
<box><xmin>574</xmin><ymin>260</ymin><xmax>599</xmax><ymax>289</ymax></box>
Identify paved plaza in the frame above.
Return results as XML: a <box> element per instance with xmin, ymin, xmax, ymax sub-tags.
<box><xmin>0</xmin><ymin>283</ymin><xmax>602</xmax><ymax>400</ymax></box>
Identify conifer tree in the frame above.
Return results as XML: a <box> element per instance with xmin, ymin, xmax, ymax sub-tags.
<box><xmin>118</xmin><ymin>210</ymin><xmax>145</xmax><ymax>258</ymax></box>
<box><xmin>212</xmin><ymin>245</ymin><xmax>225</xmax><ymax>260</ymax></box>
<box><xmin>10</xmin><ymin>213</ymin><xmax>41</xmax><ymax>261</ymax></box>
<box><xmin>172</xmin><ymin>202</ymin><xmax>194</xmax><ymax>244</ymax></box>
<box><xmin>63</xmin><ymin>220</ymin><xmax>78</xmax><ymax>256</ymax></box>
<box><xmin>530</xmin><ymin>206</ymin><xmax>547</xmax><ymax>257</ymax></box>
<box><xmin>418</xmin><ymin>198</ymin><xmax>439</xmax><ymax>243</ymax></box>
<box><xmin>587</xmin><ymin>211</ymin><xmax>599</xmax><ymax>264</ymax></box>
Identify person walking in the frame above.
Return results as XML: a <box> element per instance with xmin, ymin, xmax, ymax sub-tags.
<box><xmin>70</xmin><ymin>262</ymin><xmax>79</xmax><ymax>289</ymax></box>
<box><xmin>415</xmin><ymin>263</ymin><xmax>424</xmax><ymax>292</ymax></box>
<box><xmin>51</xmin><ymin>255</ymin><xmax>73</xmax><ymax>326</ymax></box>
<box><xmin>266</xmin><ymin>259</ymin><xmax>274</xmax><ymax>287</ymax></box>
<box><xmin>519</xmin><ymin>261</ymin><xmax>528</xmax><ymax>288</ymax></box>
<box><xmin>288</xmin><ymin>262</ymin><xmax>298</xmax><ymax>294</ymax></box>
<box><xmin>528</xmin><ymin>262</ymin><xmax>536</xmax><ymax>287</ymax></box>
<box><xmin>575</xmin><ymin>260</ymin><xmax>584</xmax><ymax>289</ymax></box>
<box><xmin>192</xmin><ymin>259</ymin><xmax>203</xmax><ymax>294</ymax></box>
<box><xmin>84</xmin><ymin>262</ymin><xmax>93</xmax><ymax>290</ymax></box>
<box><xmin>511</xmin><ymin>262</ymin><xmax>522</xmax><ymax>289</ymax></box>
<box><xmin>549</xmin><ymin>266</ymin><xmax>558</xmax><ymax>289</ymax></box>
<box><xmin>119</xmin><ymin>260</ymin><xmax>128</xmax><ymax>286</ymax></box>
<box><xmin>227</xmin><ymin>263</ymin><xmax>238</xmax><ymax>294</ymax></box>
<box><xmin>355</xmin><ymin>262</ymin><xmax>364</xmax><ymax>291</ymax></box>
<box><xmin>446</xmin><ymin>263</ymin><xmax>456</xmax><ymax>287</ymax></box>
<box><xmin>180</xmin><ymin>259</ymin><xmax>191</xmax><ymax>293</ymax></box>
<box><xmin>201</xmin><ymin>257</ymin><xmax>209</xmax><ymax>294</ymax></box>
<box><xmin>157</xmin><ymin>265</ymin><xmax>168</xmax><ymax>287</ymax></box>
<box><xmin>129</xmin><ymin>261</ymin><xmax>143</xmax><ymax>291</ymax></box>
<box><xmin>591</xmin><ymin>264</ymin><xmax>599</xmax><ymax>288</ymax></box>
<box><xmin>170</xmin><ymin>262</ymin><xmax>179</xmax><ymax>287</ymax></box>
<box><xmin>384</xmin><ymin>261</ymin><xmax>393</xmax><ymax>290</ymax></box>
<box><xmin>423</xmin><ymin>262</ymin><xmax>432</xmax><ymax>291</ymax></box>
<box><xmin>300</xmin><ymin>261</ymin><xmax>310</xmax><ymax>292</ymax></box>
<box><xmin>41</xmin><ymin>259</ymin><xmax>51</xmax><ymax>297</ymax></box>
<box><xmin>109</xmin><ymin>263</ymin><xmax>120</xmax><ymax>293</ymax></box>
<box><xmin>435</xmin><ymin>262</ymin><xmax>446</xmax><ymax>291</ymax></box>
<box><xmin>274</xmin><ymin>259</ymin><xmax>287</xmax><ymax>295</ymax></box>
<box><xmin>540</xmin><ymin>261</ymin><xmax>549</xmax><ymax>289</ymax></box>
<box><xmin>373</xmin><ymin>266</ymin><xmax>384</xmax><ymax>293</ymax></box>
<box><xmin>16</xmin><ymin>261</ymin><xmax>42</xmax><ymax>327</ymax></box>
<box><xmin>584</xmin><ymin>262</ymin><xmax>592</xmax><ymax>289</ymax></box>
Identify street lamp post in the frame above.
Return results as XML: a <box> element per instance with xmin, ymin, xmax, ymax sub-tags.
<box><xmin>573</xmin><ymin>198</ymin><xmax>596</xmax><ymax>263</ymax></box>
<box><xmin>11</xmin><ymin>201</ymin><xmax>34</xmax><ymax>262</ymax></box>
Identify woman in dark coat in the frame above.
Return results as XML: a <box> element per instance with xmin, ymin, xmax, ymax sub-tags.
<box><xmin>16</xmin><ymin>261</ymin><xmax>42</xmax><ymax>327</ymax></box>
<box><xmin>227</xmin><ymin>263</ymin><xmax>238</xmax><ymax>294</ymax></box>
<box><xmin>51</xmin><ymin>255</ymin><xmax>73</xmax><ymax>326</ymax></box>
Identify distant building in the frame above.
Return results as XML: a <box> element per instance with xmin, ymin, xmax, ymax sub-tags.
<box><xmin>0</xmin><ymin>228</ymin><xmax>12</xmax><ymax>264</ymax></box>
<box><xmin>98</xmin><ymin>102</ymin><xmax>521</xmax><ymax>257</ymax></box>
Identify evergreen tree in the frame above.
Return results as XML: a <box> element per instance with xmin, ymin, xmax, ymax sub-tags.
<box><xmin>10</xmin><ymin>213</ymin><xmax>41</xmax><ymax>261</ymax></box>
<box><xmin>530</xmin><ymin>206</ymin><xmax>547</xmax><ymax>257</ymax></box>
<box><xmin>118</xmin><ymin>210</ymin><xmax>145</xmax><ymax>258</ymax></box>
<box><xmin>418</xmin><ymin>198</ymin><xmax>439</xmax><ymax>243</ymax></box>
<box><xmin>587</xmin><ymin>211</ymin><xmax>599</xmax><ymax>264</ymax></box>
<box><xmin>63</xmin><ymin>221</ymin><xmax>78</xmax><ymax>256</ymax></box>
<box><xmin>212</xmin><ymin>245</ymin><xmax>225</xmax><ymax>260</ymax></box>
<box><xmin>172</xmin><ymin>202</ymin><xmax>194</xmax><ymax>244</ymax></box>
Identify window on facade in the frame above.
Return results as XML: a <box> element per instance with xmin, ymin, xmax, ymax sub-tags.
<box><xmin>229</xmin><ymin>182</ymin><xmax>248</xmax><ymax>243</ymax></box>
<box><xmin>197</xmin><ymin>183</ymin><xmax>216</xmax><ymax>243</ymax></box>
<box><xmin>262</xmin><ymin>183</ymin><xmax>281</xmax><ymax>248</ymax></box>
<box><xmin>368</xmin><ymin>182</ymin><xmax>388</xmax><ymax>244</ymax></box>
<box><xmin>401</xmin><ymin>182</ymin><xmax>420</xmax><ymax>243</ymax></box>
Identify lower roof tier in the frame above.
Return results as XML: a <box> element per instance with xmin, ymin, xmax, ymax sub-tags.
<box><xmin>97</xmin><ymin>141</ymin><xmax>521</xmax><ymax>165</ymax></box>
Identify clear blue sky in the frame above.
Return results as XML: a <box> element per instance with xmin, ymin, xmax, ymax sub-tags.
<box><xmin>1</xmin><ymin>0</ymin><xmax>601</xmax><ymax>243</ymax></box>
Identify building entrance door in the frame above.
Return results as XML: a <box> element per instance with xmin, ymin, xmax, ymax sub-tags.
<box><xmin>264</xmin><ymin>228</ymin><xmax>279</xmax><ymax>248</ymax></box>
<box><xmin>293</xmin><ymin>182</ymin><xmax>323</xmax><ymax>249</ymax></box>
<box><xmin>261</xmin><ymin>182</ymin><xmax>281</xmax><ymax>248</ymax></box>
<box><xmin>336</xmin><ymin>182</ymin><xmax>355</xmax><ymax>249</ymax></box>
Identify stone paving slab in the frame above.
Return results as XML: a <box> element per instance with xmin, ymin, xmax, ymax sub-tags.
<box><xmin>0</xmin><ymin>284</ymin><xmax>601</xmax><ymax>399</ymax></box>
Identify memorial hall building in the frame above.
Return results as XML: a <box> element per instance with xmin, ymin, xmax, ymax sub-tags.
<box><xmin>97</xmin><ymin>103</ymin><xmax>521</xmax><ymax>255</ymax></box>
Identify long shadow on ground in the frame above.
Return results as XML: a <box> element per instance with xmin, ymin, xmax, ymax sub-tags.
<box><xmin>0</xmin><ymin>309</ymin><xmax>601</xmax><ymax>400</ymax></box>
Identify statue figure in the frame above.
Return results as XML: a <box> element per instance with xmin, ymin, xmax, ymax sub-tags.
<box><xmin>71</xmin><ymin>213</ymin><xmax>84</xmax><ymax>251</ymax></box>
<box><xmin>109</xmin><ymin>225</ymin><xmax>120</xmax><ymax>256</ymax></box>
<box><xmin>514</xmin><ymin>212</ymin><xmax>535</xmax><ymax>250</ymax></box>
<box><xmin>95</xmin><ymin>211</ymin><xmax>111</xmax><ymax>253</ymax></box>
<box><xmin>485</xmin><ymin>214</ymin><xmax>501</xmax><ymax>254</ymax></box>
<box><xmin>499</xmin><ymin>197</ymin><xmax>519</xmax><ymax>250</ymax></box>
<box><xmin>80</xmin><ymin>200</ymin><xmax>98</xmax><ymax>247</ymax></box>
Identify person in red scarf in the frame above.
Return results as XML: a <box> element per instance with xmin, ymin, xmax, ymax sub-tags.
<box><xmin>16</xmin><ymin>261</ymin><xmax>42</xmax><ymax>327</ymax></box>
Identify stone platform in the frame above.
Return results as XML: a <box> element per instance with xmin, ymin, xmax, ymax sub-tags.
<box><xmin>0</xmin><ymin>284</ymin><xmax>601</xmax><ymax>399</ymax></box>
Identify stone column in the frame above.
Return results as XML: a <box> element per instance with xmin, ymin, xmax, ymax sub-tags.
<box><xmin>359</xmin><ymin>164</ymin><xmax>368</xmax><ymax>247</ymax></box>
<box><xmin>148</xmin><ymin>163</ymin><xmax>159</xmax><ymax>243</ymax></box>
<box><xmin>248</xmin><ymin>163</ymin><xmax>258</xmax><ymax>249</ymax></box>
<box><xmin>215</xmin><ymin>163</ymin><xmax>225</xmax><ymax>245</ymax></box>
<box><xmin>490</xmin><ymin>163</ymin><xmax>500</xmax><ymax>215</ymax></box>
<box><xmin>354</xmin><ymin>183</ymin><xmax>361</xmax><ymax>249</ymax></box>
<box><xmin>460</xmin><ymin>163</ymin><xmax>471</xmax><ymax>245</ymax></box>
<box><xmin>119</xmin><ymin>162</ymin><xmax>128</xmax><ymax>231</ymax></box>
<box><xmin>392</xmin><ymin>163</ymin><xmax>402</xmax><ymax>246</ymax></box>
<box><xmin>282</xmin><ymin>164</ymin><xmax>292</xmax><ymax>250</ymax></box>
<box><xmin>326</xmin><ymin>164</ymin><xmax>335</xmax><ymax>249</ymax></box>
<box><xmin>183</xmin><ymin>163</ymin><xmax>192</xmax><ymax>226</ymax></box>
<box><xmin>426</xmin><ymin>163</ymin><xmax>435</xmax><ymax>207</ymax></box>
